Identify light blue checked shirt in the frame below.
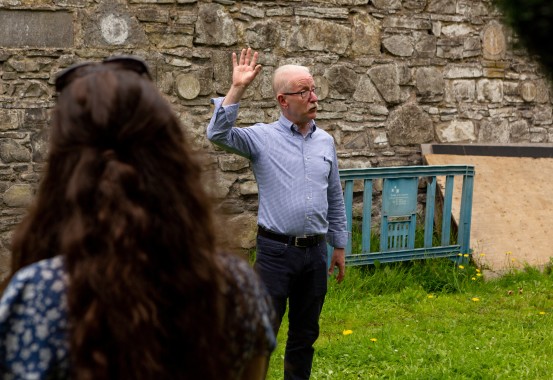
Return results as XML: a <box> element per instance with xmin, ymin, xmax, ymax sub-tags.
<box><xmin>207</xmin><ymin>97</ymin><xmax>348</xmax><ymax>248</ymax></box>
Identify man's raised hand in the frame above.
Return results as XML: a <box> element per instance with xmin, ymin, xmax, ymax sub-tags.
<box><xmin>222</xmin><ymin>48</ymin><xmax>261</xmax><ymax>106</ymax></box>
<box><xmin>232</xmin><ymin>48</ymin><xmax>262</xmax><ymax>89</ymax></box>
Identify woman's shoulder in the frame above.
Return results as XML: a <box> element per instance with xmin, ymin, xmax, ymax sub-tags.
<box><xmin>0</xmin><ymin>256</ymin><xmax>70</xmax><ymax>378</ymax></box>
<box><xmin>1</xmin><ymin>255</ymin><xmax>68</xmax><ymax>318</ymax></box>
<box><xmin>16</xmin><ymin>255</ymin><xmax>65</xmax><ymax>278</ymax></box>
<box><xmin>2</xmin><ymin>256</ymin><xmax>67</xmax><ymax>298</ymax></box>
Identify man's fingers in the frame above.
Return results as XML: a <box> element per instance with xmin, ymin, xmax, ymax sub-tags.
<box><xmin>236</xmin><ymin>48</ymin><xmax>260</xmax><ymax>70</ymax></box>
<box><xmin>336</xmin><ymin>264</ymin><xmax>345</xmax><ymax>283</ymax></box>
<box><xmin>250</xmin><ymin>51</ymin><xmax>258</xmax><ymax>68</ymax></box>
<box><xmin>254</xmin><ymin>65</ymin><xmax>262</xmax><ymax>76</ymax></box>
<box><xmin>328</xmin><ymin>262</ymin><xmax>344</xmax><ymax>283</ymax></box>
<box><xmin>239</xmin><ymin>48</ymin><xmax>246</xmax><ymax>66</ymax></box>
<box><xmin>245</xmin><ymin>48</ymin><xmax>252</xmax><ymax>66</ymax></box>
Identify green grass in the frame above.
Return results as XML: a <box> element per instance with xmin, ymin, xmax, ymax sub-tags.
<box><xmin>266</xmin><ymin>259</ymin><xmax>553</xmax><ymax>379</ymax></box>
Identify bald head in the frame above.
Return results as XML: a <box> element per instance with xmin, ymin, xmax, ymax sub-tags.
<box><xmin>273</xmin><ymin>65</ymin><xmax>311</xmax><ymax>96</ymax></box>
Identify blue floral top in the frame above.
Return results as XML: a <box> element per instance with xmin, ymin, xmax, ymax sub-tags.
<box><xmin>0</xmin><ymin>256</ymin><xmax>69</xmax><ymax>379</ymax></box>
<box><xmin>0</xmin><ymin>255</ymin><xmax>275</xmax><ymax>379</ymax></box>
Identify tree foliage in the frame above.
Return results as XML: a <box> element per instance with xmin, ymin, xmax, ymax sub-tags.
<box><xmin>495</xmin><ymin>0</ymin><xmax>553</xmax><ymax>77</ymax></box>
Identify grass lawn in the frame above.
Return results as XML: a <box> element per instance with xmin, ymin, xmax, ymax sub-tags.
<box><xmin>266</xmin><ymin>257</ymin><xmax>553</xmax><ymax>379</ymax></box>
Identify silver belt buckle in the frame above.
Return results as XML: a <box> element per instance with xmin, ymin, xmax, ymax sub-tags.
<box><xmin>294</xmin><ymin>235</ymin><xmax>308</xmax><ymax>247</ymax></box>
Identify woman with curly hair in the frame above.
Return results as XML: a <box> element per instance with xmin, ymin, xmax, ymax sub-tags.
<box><xmin>0</xmin><ymin>56</ymin><xmax>275</xmax><ymax>380</ymax></box>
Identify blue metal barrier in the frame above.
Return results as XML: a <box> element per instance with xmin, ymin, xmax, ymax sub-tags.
<box><xmin>330</xmin><ymin>165</ymin><xmax>475</xmax><ymax>267</ymax></box>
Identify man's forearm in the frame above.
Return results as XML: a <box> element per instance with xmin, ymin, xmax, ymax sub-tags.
<box><xmin>222</xmin><ymin>84</ymin><xmax>247</xmax><ymax>106</ymax></box>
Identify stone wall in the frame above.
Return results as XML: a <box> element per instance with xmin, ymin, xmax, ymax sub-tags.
<box><xmin>0</xmin><ymin>0</ymin><xmax>551</xmax><ymax>277</ymax></box>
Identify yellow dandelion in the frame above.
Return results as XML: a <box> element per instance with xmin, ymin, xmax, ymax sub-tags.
<box><xmin>506</xmin><ymin>251</ymin><xmax>512</xmax><ymax>255</ymax></box>
<box><xmin>471</xmin><ymin>297</ymin><xmax>480</xmax><ymax>302</ymax></box>
<box><xmin>459</xmin><ymin>265</ymin><xmax>465</xmax><ymax>269</ymax></box>
<box><xmin>479</xmin><ymin>253</ymin><xmax>485</xmax><ymax>257</ymax></box>
<box><xmin>539</xmin><ymin>311</ymin><xmax>547</xmax><ymax>315</ymax></box>
<box><xmin>427</xmin><ymin>294</ymin><xmax>435</xmax><ymax>299</ymax></box>
<box><xmin>463</xmin><ymin>254</ymin><xmax>469</xmax><ymax>258</ymax></box>
<box><xmin>511</xmin><ymin>258</ymin><xmax>516</xmax><ymax>263</ymax></box>
<box><xmin>476</xmin><ymin>269</ymin><xmax>481</xmax><ymax>273</ymax></box>
<box><xmin>342</xmin><ymin>330</ymin><xmax>353</xmax><ymax>336</ymax></box>
<box><xmin>476</xmin><ymin>273</ymin><xmax>482</xmax><ymax>277</ymax></box>
<box><xmin>458</xmin><ymin>253</ymin><xmax>463</xmax><ymax>256</ymax></box>
<box><xmin>471</xmin><ymin>277</ymin><xmax>476</xmax><ymax>281</ymax></box>
<box><xmin>370</xmin><ymin>338</ymin><xmax>377</xmax><ymax>342</ymax></box>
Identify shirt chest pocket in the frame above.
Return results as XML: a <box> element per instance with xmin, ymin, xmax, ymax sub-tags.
<box><xmin>311</xmin><ymin>153</ymin><xmax>332</xmax><ymax>181</ymax></box>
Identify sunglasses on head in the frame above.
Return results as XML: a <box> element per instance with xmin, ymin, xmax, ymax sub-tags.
<box><xmin>54</xmin><ymin>55</ymin><xmax>152</xmax><ymax>92</ymax></box>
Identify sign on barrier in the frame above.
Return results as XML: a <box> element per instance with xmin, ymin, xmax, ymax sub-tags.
<box><xmin>382</xmin><ymin>178</ymin><xmax>418</xmax><ymax>217</ymax></box>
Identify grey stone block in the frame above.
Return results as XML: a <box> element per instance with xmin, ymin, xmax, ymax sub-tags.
<box><xmin>0</xmin><ymin>10</ymin><xmax>73</xmax><ymax>48</ymax></box>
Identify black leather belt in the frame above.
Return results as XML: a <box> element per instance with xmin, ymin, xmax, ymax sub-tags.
<box><xmin>257</xmin><ymin>226</ymin><xmax>325</xmax><ymax>248</ymax></box>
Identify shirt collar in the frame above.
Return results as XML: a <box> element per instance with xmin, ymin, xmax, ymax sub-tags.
<box><xmin>278</xmin><ymin>114</ymin><xmax>317</xmax><ymax>136</ymax></box>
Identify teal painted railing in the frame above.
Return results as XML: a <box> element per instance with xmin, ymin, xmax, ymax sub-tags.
<box><xmin>332</xmin><ymin>165</ymin><xmax>475</xmax><ymax>266</ymax></box>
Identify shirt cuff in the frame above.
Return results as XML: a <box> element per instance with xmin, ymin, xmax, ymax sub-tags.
<box><xmin>326</xmin><ymin>231</ymin><xmax>349</xmax><ymax>249</ymax></box>
<box><xmin>211</xmin><ymin>97</ymin><xmax>239</xmax><ymax>123</ymax></box>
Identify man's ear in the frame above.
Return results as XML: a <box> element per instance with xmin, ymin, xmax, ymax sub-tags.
<box><xmin>277</xmin><ymin>94</ymin><xmax>288</xmax><ymax>108</ymax></box>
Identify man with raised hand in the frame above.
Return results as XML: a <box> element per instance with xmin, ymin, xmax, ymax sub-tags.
<box><xmin>207</xmin><ymin>48</ymin><xmax>348</xmax><ymax>380</ymax></box>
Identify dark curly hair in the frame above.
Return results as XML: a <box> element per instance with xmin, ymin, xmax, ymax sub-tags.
<box><xmin>495</xmin><ymin>0</ymin><xmax>553</xmax><ymax>77</ymax></box>
<box><xmin>7</xmin><ymin>63</ymin><xmax>237</xmax><ymax>379</ymax></box>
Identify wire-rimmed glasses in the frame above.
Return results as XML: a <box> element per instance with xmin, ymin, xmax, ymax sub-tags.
<box><xmin>281</xmin><ymin>88</ymin><xmax>317</xmax><ymax>100</ymax></box>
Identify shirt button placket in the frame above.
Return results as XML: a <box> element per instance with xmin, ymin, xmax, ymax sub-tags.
<box><xmin>304</xmin><ymin>140</ymin><xmax>313</xmax><ymax>228</ymax></box>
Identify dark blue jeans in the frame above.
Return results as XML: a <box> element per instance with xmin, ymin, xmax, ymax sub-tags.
<box><xmin>254</xmin><ymin>234</ymin><xmax>328</xmax><ymax>380</ymax></box>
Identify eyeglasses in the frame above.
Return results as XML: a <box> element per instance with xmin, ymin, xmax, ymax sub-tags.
<box><xmin>54</xmin><ymin>55</ymin><xmax>152</xmax><ymax>92</ymax></box>
<box><xmin>281</xmin><ymin>88</ymin><xmax>317</xmax><ymax>100</ymax></box>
